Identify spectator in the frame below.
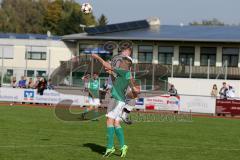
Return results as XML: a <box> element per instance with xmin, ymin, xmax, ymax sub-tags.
<box><xmin>102</xmin><ymin>79</ymin><xmax>108</xmax><ymax>90</ymax></box>
<box><xmin>168</xmin><ymin>84</ymin><xmax>178</xmax><ymax>96</ymax></box>
<box><xmin>34</xmin><ymin>76</ymin><xmax>41</xmax><ymax>89</ymax></box>
<box><xmin>18</xmin><ymin>76</ymin><xmax>26</xmax><ymax>88</ymax></box>
<box><xmin>11</xmin><ymin>77</ymin><xmax>17</xmax><ymax>88</ymax></box>
<box><xmin>227</xmin><ymin>85</ymin><xmax>235</xmax><ymax>98</ymax></box>
<box><xmin>47</xmin><ymin>79</ymin><xmax>54</xmax><ymax>90</ymax></box>
<box><xmin>37</xmin><ymin>77</ymin><xmax>47</xmax><ymax>95</ymax></box>
<box><xmin>219</xmin><ymin>82</ymin><xmax>228</xmax><ymax>99</ymax></box>
<box><xmin>27</xmin><ymin>78</ymin><xmax>34</xmax><ymax>88</ymax></box>
<box><xmin>210</xmin><ymin>84</ymin><xmax>218</xmax><ymax>97</ymax></box>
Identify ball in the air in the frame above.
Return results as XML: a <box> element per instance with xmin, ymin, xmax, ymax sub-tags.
<box><xmin>81</xmin><ymin>3</ymin><xmax>92</xmax><ymax>14</ymax></box>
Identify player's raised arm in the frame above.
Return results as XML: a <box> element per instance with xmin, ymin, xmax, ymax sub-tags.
<box><xmin>91</xmin><ymin>54</ymin><xmax>112</xmax><ymax>70</ymax></box>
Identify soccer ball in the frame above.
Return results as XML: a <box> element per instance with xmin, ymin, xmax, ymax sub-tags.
<box><xmin>81</xmin><ymin>3</ymin><xmax>92</xmax><ymax>14</ymax></box>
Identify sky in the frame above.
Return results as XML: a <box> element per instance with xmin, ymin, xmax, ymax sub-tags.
<box><xmin>77</xmin><ymin>0</ymin><xmax>240</xmax><ymax>25</ymax></box>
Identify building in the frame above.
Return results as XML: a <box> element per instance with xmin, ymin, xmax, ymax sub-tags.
<box><xmin>0</xmin><ymin>33</ymin><xmax>73</xmax><ymax>85</ymax></box>
<box><xmin>2</xmin><ymin>18</ymin><xmax>240</xmax><ymax>95</ymax></box>
<box><xmin>60</xmin><ymin>18</ymin><xmax>240</xmax><ymax>92</ymax></box>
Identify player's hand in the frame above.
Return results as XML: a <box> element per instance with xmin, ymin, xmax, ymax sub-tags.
<box><xmin>105</xmin><ymin>68</ymin><xmax>113</xmax><ymax>74</ymax></box>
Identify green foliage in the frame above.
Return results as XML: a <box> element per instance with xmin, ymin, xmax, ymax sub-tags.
<box><xmin>189</xmin><ymin>18</ymin><xmax>225</xmax><ymax>26</ymax></box>
<box><xmin>0</xmin><ymin>0</ymin><xmax>98</xmax><ymax>35</ymax></box>
<box><xmin>98</xmin><ymin>14</ymin><xmax>108</xmax><ymax>26</ymax></box>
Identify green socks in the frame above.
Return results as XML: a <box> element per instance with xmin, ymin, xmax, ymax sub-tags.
<box><xmin>115</xmin><ymin>126</ymin><xmax>125</xmax><ymax>148</ymax></box>
<box><xmin>107</xmin><ymin>125</ymin><xmax>115</xmax><ymax>149</ymax></box>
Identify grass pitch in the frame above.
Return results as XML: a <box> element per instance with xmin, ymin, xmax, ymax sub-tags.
<box><xmin>0</xmin><ymin>105</ymin><xmax>240</xmax><ymax>160</ymax></box>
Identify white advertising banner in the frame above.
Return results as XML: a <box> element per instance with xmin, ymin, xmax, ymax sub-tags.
<box><xmin>180</xmin><ymin>95</ymin><xmax>216</xmax><ymax>114</ymax></box>
<box><xmin>144</xmin><ymin>95</ymin><xmax>180</xmax><ymax>111</ymax></box>
<box><xmin>139</xmin><ymin>95</ymin><xmax>216</xmax><ymax>114</ymax></box>
<box><xmin>0</xmin><ymin>87</ymin><xmax>87</xmax><ymax>106</ymax></box>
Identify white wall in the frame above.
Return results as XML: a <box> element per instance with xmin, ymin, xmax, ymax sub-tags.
<box><xmin>168</xmin><ymin>77</ymin><xmax>240</xmax><ymax>97</ymax></box>
<box><xmin>0</xmin><ymin>39</ymin><xmax>72</xmax><ymax>82</ymax></box>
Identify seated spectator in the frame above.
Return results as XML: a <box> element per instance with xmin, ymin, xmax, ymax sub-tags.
<box><xmin>11</xmin><ymin>77</ymin><xmax>17</xmax><ymax>88</ymax></box>
<box><xmin>27</xmin><ymin>78</ymin><xmax>34</xmax><ymax>89</ymax></box>
<box><xmin>168</xmin><ymin>84</ymin><xmax>178</xmax><ymax>96</ymax></box>
<box><xmin>210</xmin><ymin>84</ymin><xmax>218</xmax><ymax>97</ymax></box>
<box><xmin>18</xmin><ymin>76</ymin><xmax>26</xmax><ymax>88</ymax></box>
<box><xmin>219</xmin><ymin>82</ymin><xmax>228</xmax><ymax>99</ymax></box>
<box><xmin>47</xmin><ymin>79</ymin><xmax>54</xmax><ymax>90</ymax></box>
<box><xmin>227</xmin><ymin>85</ymin><xmax>235</xmax><ymax>98</ymax></box>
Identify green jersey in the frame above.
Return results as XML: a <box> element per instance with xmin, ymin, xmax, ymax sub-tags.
<box><xmin>88</xmin><ymin>78</ymin><xmax>99</xmax><ymax>98</ymax></box>
<box><xmin>111</xmin><ymin>68</ymin><xmax>131</xmax><ymax>102</ymax></box>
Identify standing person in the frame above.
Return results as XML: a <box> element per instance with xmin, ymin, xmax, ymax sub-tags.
<box><xmin>37</xmin><ymin>78</ymin><xmax>47</xmax><ymax>95</ymax></box>
<box><xmin>82</xmin><ymin>73</ymin><xmax>100</xmax><ymax>120</ymax></box>
<box><xmin>227</xmin><ymin>85</ymin><xmax>235</xmax><ymax>98</ymax></box>
<box><xmin>11</xmin><ymin>77</ymin><xmax>17</xmax><ymax>88</ymax></box>
<box><xmin>34</xmin><ymin>75</ymin><xmax>41</xmax><ymax>89</ymax></box>
<box><xmin>27</xmin><ymin>78</ymin><xmax>34</xmax><ymax>89</ymax></box>
<box><xmin>18</xmin><ymin>76</ymin><xmax>26</xmax><ymax>88</ymax></box>
<box><xmin>210</xmin><ymin>84</ymin><xmax>218</xmax><ymax>97</ymax></box>
<box><xmin>92</xmin><ymin>53</ymin><xmax>134</xmax><ymax>158</ymax></box>
<box><xmin>219</xmin><ymin>82</ymin><xmax>228</xmax><ymax>99</ymax></box>
<box><xmin>108</xmin><ymin>47</ymin><xmax>140</xmax><ymax>124</ymax></box>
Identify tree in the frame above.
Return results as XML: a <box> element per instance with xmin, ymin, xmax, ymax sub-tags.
<box><xmin>98</xmin><ymin>14</ymin><xmax>108</xmax><ymax>26</ymax></box>
<box><xmin>189</xmin><ymin>18</ymin><xmax>225</xmax><ymax>26</ymax></box>
<box><xmin>0</xmin><ymin>0</ymin><xmax>100</xmax><ymax>35</ymax></box>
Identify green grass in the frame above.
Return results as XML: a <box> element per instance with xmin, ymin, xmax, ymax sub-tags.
<box><xmin>1</xmin><ymin>105</ymin><xmax>240</xmax><ymax>160</ymax></box>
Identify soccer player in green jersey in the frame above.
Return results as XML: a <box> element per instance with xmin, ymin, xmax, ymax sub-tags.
<box><xmin>92</xmin><ymin>53</ymin><xmax>132</xmax><ymax>157</ymax></box>
<box><xmin>82</xmin><ymin>73</ymin><xmax>100</xmax><ymax>120</ymax></box>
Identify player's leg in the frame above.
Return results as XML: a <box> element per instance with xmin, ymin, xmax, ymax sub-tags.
<box><xmin>82</xmin><ymin>96</ymin><xmax>94</xmax><ymax>120</ymax></box>
<box><xmin>113</xmin><ymin>101</ymin><xmax>128</xmax><ymax>157</ymax></box>
<box><xmin>92</xmin><ymin>98</ymin><xmax>100</xmax><ymax>121</ymax></box>
<box><xmin>114</xmin><ymin>120</ymin><xmax>128</xmax><ymax>157</ymax></box>
<box><xmin>103</xmin><ymin>98</ymin><xmax>118</xmax><ymax>157</ymax></box>
<box><xmin>103</xmin><ymin>117</ymin><xmax>116</xmax><ymax>157</ymax></box>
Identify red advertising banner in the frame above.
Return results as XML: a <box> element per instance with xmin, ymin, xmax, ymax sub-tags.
<box><xmin>216</xmin><ymin>99</ymin><xmax>240</xmax><ymax>115</ymax></box>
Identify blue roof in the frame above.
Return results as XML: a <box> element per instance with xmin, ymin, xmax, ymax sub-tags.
<box><xmin>0</xmin><ymin>33</ymin><xmax>61</xmax><ymax>40</ymax></box>
<box><xmin>62</xmin><ymin>21</ymin><xmax>240</xmax><ymax>43</ymax></box>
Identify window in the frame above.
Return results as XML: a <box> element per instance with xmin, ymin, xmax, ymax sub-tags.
<box><xmin>79</xmin><ymin>44</ymin><xmax>95</xmax><ymax>61</ymax></box>
<box><xmin>6</xmin><ymin>69</ymin><xmax>13</xmax><ymax>76</ymax></box>
<box><xmin>138</xmin><ymin>45</ymin><xmax>153</xmax><ymax>63</ymax></box>
<box><xmin>25</xmin><ymin>70</ymin><xmax>35</xmax><ymax>77</ymax></box>
<box><xmin>98</xmin><ymin>44</ymin><xmax>113</xmax><ymax>61</ymax></box>
<box><xmin>179</xmin><ymin>46</ymin><xmax>195</xmax><ymax>65</ymax></box>
<box><xmin>79</xmin><ymin>44</ymin><xmax>95</xmax><ymax>54</ymax></box>
<box><xmin>26</xmin><ymin>52</ymin><xmax>46</xmax><ymax>60</ymax></box>
<box><xmin>0</xmin><ymin>46</ymin><xmax>14</xmax><ymax>59</ymax></box>
<box><xmin>36</xmin><ymin>70</ymin><xmax>46</xmax><ymax>77</ymax></box>
<box><xmin>222</xmin><ymin>47</ymin><xmax>239</xmax><ymax>67</ymax></box>
<box><xmin>200</xmin><ymin>47</ymin><xmax>216</xmax><ymax>66</ymax></box>
<box><xmin>158</xmin><ymin>46</ymin><xmax>173</xmax><ymax>65</ymax></box>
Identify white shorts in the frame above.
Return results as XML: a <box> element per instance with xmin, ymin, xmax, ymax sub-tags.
<box><xmin>106</xmin><ymin>99</ymin><xmax>126</xmax><ymax>121</ymax></box>
<box><xmin>88</xmin><ymin>97</ymin><xmax>100</xmax><ymax>106</ymax></box>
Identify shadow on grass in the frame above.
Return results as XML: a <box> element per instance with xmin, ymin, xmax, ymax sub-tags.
<box><xmin>83</xmin><ymin>143</ymin><xmax>106</xmax><ymax>155</ymax></box>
